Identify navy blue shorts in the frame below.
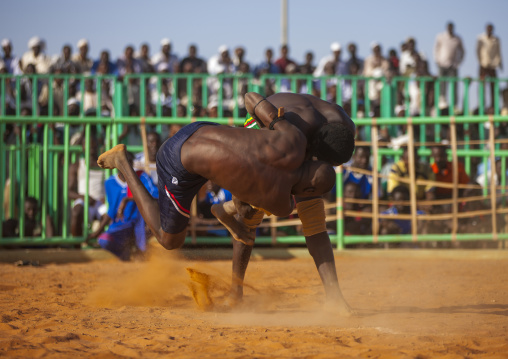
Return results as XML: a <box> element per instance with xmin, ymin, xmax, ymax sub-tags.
<box><xmin>156</xmin><ymin>121</ymin><xmax>220</xmax><ymax>234</ymax></box>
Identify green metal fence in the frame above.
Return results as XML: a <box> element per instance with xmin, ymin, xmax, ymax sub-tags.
<box><xmin>1</xmin><ymin>73</ymin><xmax>507</xmax><ymax>248</ymax></box>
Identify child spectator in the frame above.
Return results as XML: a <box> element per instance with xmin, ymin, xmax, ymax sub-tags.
<box><xmin>2</xmin><ymin>197</ymin><xmax>54</xmax><ymax>238</ymax></box>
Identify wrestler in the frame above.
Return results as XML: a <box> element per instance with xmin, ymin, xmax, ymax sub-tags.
<box><xmin>96</xmin><ymin>114</ymin><xmax>340</xmax><ymax>252</ymax></box>
<box><xmin>215</xmin><ymin>92</ymin><xmax>356</xmax><ymax>315</ymax></box>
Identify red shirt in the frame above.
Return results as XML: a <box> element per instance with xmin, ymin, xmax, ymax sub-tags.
<box><xmin>431</xmin><ymin>162</ymin><xmax>469</xmax><ymax>198</ymax></box>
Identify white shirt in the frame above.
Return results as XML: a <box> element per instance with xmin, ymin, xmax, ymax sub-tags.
<box><xmin>476</xmin><ymin>33</ymin><xmax>502</xmax><ymax>69</ymax></box>
<box><xmin>434</xmin><ymin>31</ymin><xmax>464</xmax><ymax>69</ymax></box>
<box><xmin>151</xmin><ymin>52</ymin><xmax>179</xmax><ymax>73</ymax></box>
<box><xmin>21</xmin><ymin>51</ymin><xmax>50</xmax><ymax>74</ymax></box>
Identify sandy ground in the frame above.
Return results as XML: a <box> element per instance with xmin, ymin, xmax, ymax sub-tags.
<box><xmin>1</xmin><ymin>247</ymin><xmax>508</xmax><ymax>358</ymax></box>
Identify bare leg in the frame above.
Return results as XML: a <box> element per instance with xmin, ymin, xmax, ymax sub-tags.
<box><xmin>97</xmin><ymin>144</ymin><xmax>186</xmax><ymax>250</ymax></box>
<box><xmin>211</xmin><ymin>201</ymin><xmax>255</xmax><ymax>246</ymax></box>
<box><xmin>229</xmin><ymin>239</ymin><xmax>254</xmax><ymax>303</ymax></box>
<box><xmin>305</xmin><ymin>232</ymin><xmax>354</xmax><ymax>316</ymax></box>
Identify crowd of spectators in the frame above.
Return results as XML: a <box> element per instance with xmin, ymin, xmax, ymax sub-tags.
<box><xmin>1</xmin><ymin>22</ymin><xmax>507</xmax><ymax>250</ymax></box>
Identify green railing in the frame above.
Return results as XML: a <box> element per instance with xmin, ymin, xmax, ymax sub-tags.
<box><xmin>1</xmin><ymin>73</ymin><xmax>507</xmax><ymax>248</ymax></box>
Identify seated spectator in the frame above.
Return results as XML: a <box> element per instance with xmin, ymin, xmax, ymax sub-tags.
<box><xmin>72</xmin><ymin>39</ymin><xmax>92</xmax><ymax>74</ymax></box>
<box><xmin>379</xmin><ymin>185</ymin><xmax>424</xmax><ymax>235</ymax></box>
<box><xmin>343</xmin><ymin>182</ymin><xmax>372</xmax><ymax>236</ymax></box>
<box><xmin>387</xmin><ymin>146</ymin><xmax>435</xmax><ymax>202</ymax></box>
<box><xmin>20</xmin><ymin>36</ymin><xmax>50</xmax><ymax>74</ymax></box>
<box><xmin>50</xmin><ymin>44</ymin><xmax>79</xmax><ymax>73</ymax></box>
<box><xmin>2</xmin><ymin>197</ymin><xmax>54</xmax><ymax>238</ymax></box>
<box><xmin>133</xmin><ymin>131</ymin><xmax>162</xmax><ymax>185</ymax></box>
<box><xmin>88</xmin><ymin>151</ymin><xmax>158</xmax><ymax>260</ymax></box>
<box><xmin>69</xmin><ymin>134</ymin><xmax>106</xmax><ymax>237</ymax></box>
<box><xmin>343</xmin><ymin>146</ymin><xmax>373</xmax><ymax>199</ymax></box>
<box><xmin>431</xmin><ymin>146</ymin><xmax>469</xmax><ymax>199</ymax></box>
<box><xmin>196</xmin><ymin>181</ymin><xmax>232</xmax><ymax>237</ymax></box>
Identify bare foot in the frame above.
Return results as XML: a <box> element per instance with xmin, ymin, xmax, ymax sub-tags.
<box><xmin>97</xmin><ymin>144</ymin><xmax>127</xmax><ymax>169</ymax></box>
<box><xmin>211</xmin><ymin>203</ymin><xmax>255</xmax><ymax>246</ymax></box>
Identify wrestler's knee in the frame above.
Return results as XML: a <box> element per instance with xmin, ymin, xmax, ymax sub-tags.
<box><xmin>158</xmin><ymin>230</ymin><xmax>186</xmax><ymax>250</ymax></box>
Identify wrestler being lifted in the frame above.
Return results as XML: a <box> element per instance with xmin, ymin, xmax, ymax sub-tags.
<box><xmin>96</xmin><ymin>107</ymin><xmax>338</xmax><ymax>254</ymax></box>
<box><xmin>212</xmin><ymin>92</ymin><xmax>356</xmax><ymax>316</ymax></box>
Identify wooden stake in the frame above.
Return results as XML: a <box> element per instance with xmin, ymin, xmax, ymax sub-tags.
<box><xmin>488</xmin><ymin>115</ymin><xmax>498</xmax><ymax>239</ymax></box>
<box><xmin>371</xmin><ymin>121</ymin><xmax>379</xmax><ymax>241</ymax></box>
<box><xmin>450</xmin><ymin>117</ymin><xmax>459</xmax><ymax>237</ymax></box>
<box><xmin>407</xmin><ymin>118</ymin><xmax>418</xmax><ymax>242</ymax></box>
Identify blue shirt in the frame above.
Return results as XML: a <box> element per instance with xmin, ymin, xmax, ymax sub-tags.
<box><xmin>380</xmin><ymin>206</ymin><xmax>424</xmax><ymax>235</ymax></box>
<box><xmin>105</xmin><ymin>173</ymin><xmax>158</xmax><ymax>231</ymax></box>
<box><xmin>343</xmin><ymin>166</ymin><xmax>373</xmax><ymax>199</ymax></box>
<box><xmin>205</xmin><ymin>188</ymin><xmax>232</xmax><ymax>205</ymax></box>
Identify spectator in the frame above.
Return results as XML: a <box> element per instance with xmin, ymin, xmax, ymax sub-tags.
<box><xmin>1</xmin><ymin>38</ymin><xmax>20</xmax><ymax>74</ymax></box>
<box><xmin>91</xmin><ymin>50</ymin><xmax>117</xmax><ymax>75</ymax></box>
<box><xmin>387</xmin><ymin>48</ymin><xmax>400</xmax><ymax>75</ymax></box>
<box><xmin>343</xmin><ymin>182</ymin><xmax>372</xmax><ymax>236</ymax></box>
<box><xmin>50</xmin><ymin>44</ymin><xmax>79</xmax><ymax>73</ymax></box>
<box><xmin>232</xmin><ymin>46</ymin><xmax>249</xmax><ymax>72</ymax></box>
<box><xmin>179</xmin><ymin>44</ymin><xmax>207</xmax><ymax>73</ymax></box>
<box><xmin>136</xmin><ymin>43</ymin><xmax>154</xmax><ymax>73</ymax></box>
<box><xmin>151</xmin><ymin>38</ymin><xmax>179</xmax><ymax>74</ymax></box>
<box><xmin>20</xmin><ymin>36</ymin><xmax>50</xmax><ymax>74</ymax></box>
<box><xmin>88</xmin><ymin>151</ymin><xmax>158</xmax><ymax>261</ymax></box>
<box><xmin>274</xmin><ymin>44</ymin><xmax>296</xmax><ymax>74</ymax></box>
<box><xmin>133</xmin><ymin>131</ymin><xmax>162</xmax><ymax>185</ymax></box>
<box><xmin>343</xmin><ymin>146</ymin><xmax>374</xmax><ymax>199</ymax></box>
<box><xmin>399</xmin><ymin>37</ymin><xmax>418</xmax><ymax>76</ymax></box>
<box><xmin>433</xmin><ymin>22</ymin><xmax>465</xmax><ymax>108</ymax></box>
<box><xmin>379</xmin><ymin>185</ymin><xmax>425</xmax><ymax>235</ymax></box>
<box><xmin>196</xmin><ymin>181</ymin><xmax>233</xmax><ymax>237</ymax></box>
<box><xmin>2</xmin><ymin>197</ymin><xmax>54</xmax><ymax>238</ymax></box>
<box><xmin>363</xmin><ymin>42</ymin><xmax>391</xmax><ymax>108</ymax></box>
<box><xmin>387</xmin><ymin>146</ymin><xmax>435</xmax><ymax>202</ymax></box>
<box><xmin>69</xmin><ymin>134</ymin><xmax>106</xmax><ymax>237</ymax></box>
<box><xmin>117</xmin><ymin>45</ymin><xmax>141</xmax><ymax>79</ymax></box>
<box><xmin>207</xmin><ymin>45</ymin><xmax>235</xmax><ymax>116</ymax></box>
<box><xmin>430</xmin><ymin>146</ymin><xmax>469</xmax><ymax>199</ymax></box>
<box><xmin>345</xmin><ymin>42</ymin><xmax>364</xmax><ymax>74</ymax></box>
<box><xmin>476</xmin><ymin>23</ymin><xmax>503</xmax><ymax>109</ymax></box>
<box><xmin>299</xmin><ymin>51</ymin><xmax>315</xmax><ymax>75</ymax></box>
<box><xmin>72</xmin><ymin>39</ymin><xmax>92</xmax><ymax>74</ymax></box>
<box><xmin>313</xmin><ymin>42</ymin><xmax>347</xmax><ymax>77</ymax></box>
<box><xmin>254</xmin><ymin>47</ymin><xmax>279</xmax><ymax>77</ymax></box>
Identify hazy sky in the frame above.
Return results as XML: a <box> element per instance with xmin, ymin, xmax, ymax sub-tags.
<box><xmin>1</xmin><ymin>0</ymin><xmax>507</xmax><ymax>80</ymax></box>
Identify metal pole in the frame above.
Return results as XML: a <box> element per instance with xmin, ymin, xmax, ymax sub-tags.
<box><xmin>281</xmin><ymin>0</ymin><xmax>288</xmax><ymax>46</ymax></box>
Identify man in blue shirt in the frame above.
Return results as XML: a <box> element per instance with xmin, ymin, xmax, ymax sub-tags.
<box><xmin>89</xmin><ymin>152</ymin><xmax>158</xmax><ymax>260</ymax></box>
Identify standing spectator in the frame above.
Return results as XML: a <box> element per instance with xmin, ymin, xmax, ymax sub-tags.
<box><xmin>430</xmin><ymin>146</ymin><xmax>469</xmax><ymax>199</ymax></box>
<box><xmin>434</xmin><ymin>22</ymin><xmax>465</xmax><ymax>108</ymax></box>
<box><xmin>20</xmin><ymin>36</ymin><xmax>50</xmax><ymax>74</ymax></box>
<box><xmin>88</xmin><ymin>151</ymin><xmax>158</xmax><ymax>261</ymax></box>
<box><xmin>136</xmin><ymin>43</ymin><xmax>154</xmax><ymax>73</ymax></box>
<box><xmin>476</xmin><ymin>23</ymin><xmax>503</xmax><ymax>109</ymax></box>
<box><xmin>274</xmin><ymin>44</ymin><xmax>296</xmax><ymax>74</ymax></box>
<box><xmin>207</xmin><ymin>45</ymin><xmax>235</xmax><ymax>116</ymax></box>
<box><xmin>117</xmin><ymin>45</ymin><xmax>141</xmax><ymax>79</ymax></box>
<box><xmin>399</xmin><ymin>37</ymin><xmax>418</xmax><ymax>76</ymax></box>
<box><xmin>387</xmin><ymin>48</ymin><xmax>400</xmax><ymax>75</ymax></box>
<box><xmin>363</xmin><ymin>42</ymin><xmax>391</xmax><ymax>107</ymax></box>
<box><xmin>299</xmin><ymin>51</ymin><xmax>315</xmax><ymax>75</ymax></box>
<box><xmin>314</xmin><ymin>42</ymin><xmax>347</xmax><ymax>77</ymax></box>
<box><xmin>72</xmin><ymin>39</ymin><xmax>92</xmax><ymax>74</ymax></box>
<box><xmin>92</xmin><ymin>50</ymin><xmax>117</xmax><ymax>75</ymax></box>
<box><xmin>179</xmin><ymin>44</ymin><xmax>207</xmax><ymax>73</ymax></box>
<box><xmin>232</xmin><ymin>46</ymin><xmax>249</xmax><ymax>72</ymax></box>
<box><xmin>1</xmin><ymin>39</ymin><xmax>20</xmax><ymax>74</ymax></box>
<box><xmin>254</xmin><ymin>47</ymin><xmax>279</xmax><ymax>77</ymax></box>
<box><xmin>151</xmin><ymin>38</ymin><xmax>179</xmax><ymax>74</ymax></box>
<box><xmin>50</xmin><ymin>44</ymin><xmax>79</xmax><ymax>73</ymax></box>
<box><xmin>69</xmin><ymin>134</ymin><xmax>106</xmax><ymax>237</ymax></box>
<box><xmin>345</xmin><ymin>42</ymin><xmax>364</xmax><ymax>74</ymax></box>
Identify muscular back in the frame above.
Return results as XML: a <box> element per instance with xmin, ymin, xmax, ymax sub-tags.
<box><xmin>181</xmin><ymin>125</ymin><xmax>305</xmax><ymax>216</ymax></box>
<box><xmin>265</xmin><ymin>93</ymin><xmax>355</xmax><ymax>143</ymax></box>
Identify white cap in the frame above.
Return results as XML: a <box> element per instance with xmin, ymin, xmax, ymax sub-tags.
<box><xmin>28</xmin><ymin>36</ymin><xmax>41</xmax><ymax>48</ymax></box>
<box><xmin>1</xmin><ymin>38</ymin><xmax>11</xmax><ymax>47</ymax></box>
<box><xmin>218</xmin><ymin>45</ymin><xmax>229</xmax><ymax>54</ymax></box>
<box><xmin>330</xmin><ymin>42</ymin><xmax>341</xmax><ymax>51</ymax></box>
<box><xmin>160</xmin><ymin>38</ymin><xmax>171</xmax><ymax>46</ymax></box>
<box><xmin>371</xmin><ymin>41</ymin><xmax>380</xmax><ymax>50</ymax></box>
<box><xmin>77</xmin><ymin>38</ymin><xmax>88</xmax><ymax>48</ymax></box>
